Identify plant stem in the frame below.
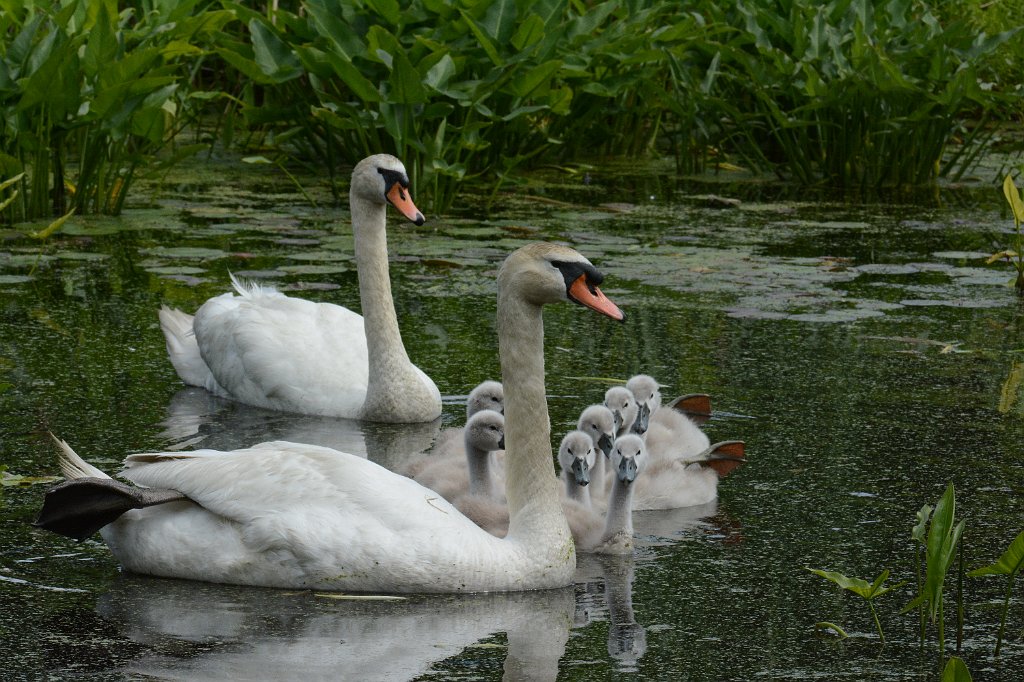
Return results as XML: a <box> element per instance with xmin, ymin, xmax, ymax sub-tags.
<box><xmin>956</xmin><ymin>537</ymin><xmax>964</xmax><ymax>653</ymax></box>
<box><xmin>868</xmin><ymin>601</ymin><xmax>885</xmax><ymax>645</ymax></box>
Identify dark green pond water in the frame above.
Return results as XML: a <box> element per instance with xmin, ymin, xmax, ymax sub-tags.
<box><xmin>2</xmin><ymin>157</ymin><xmax>1023</xmax><ymax>680</ymax></box>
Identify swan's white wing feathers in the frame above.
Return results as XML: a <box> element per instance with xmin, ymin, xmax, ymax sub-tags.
<box><xmin>193</xmin><ymin>292</ymin><xmax>369</xmax><ymax>417</ymax></box>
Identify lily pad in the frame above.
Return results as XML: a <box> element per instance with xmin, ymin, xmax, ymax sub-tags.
<box><xmin>53</xmin><ymin>251</ymin><xmax>110</xmax><ymax>262</ymax></box>
<box><xmin>140</xmin><ymin>246</ymin><xmax>230</xmax><ymax>260</ymax></box>
<box><xmin>0</xmin><ymin>274</ymin><xmax>32</xmax><ymax>284</ymax></box>
<box><xmin>144</xmin><ymin>265</ymin><xmax>207</xmax><ymax>276</ymax></box>
<box><xmin>279</xmin><ymin>264</ymin><xmax>349</xmax><ymax>275</ymax></box>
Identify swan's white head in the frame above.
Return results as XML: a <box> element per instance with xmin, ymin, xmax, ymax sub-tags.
<box><xmin>497</xmin><ymin>242</ymin><xmax>624</xmax><ymax>320</ymax></box>
<box><xmin>466</xmin><ymin>380</ymin><xmax>504</xmax><ymax>418</ymax></box>
<box><xmin>625</xmin><ymin>374</ymin><xmax>661</xmax><ymax>433</ymax></box>
<box><xmin>604</xmin><ymin>386</ymin><xmax>638</xmax><ymax>435</ymax></box>
<box><xmin>558</xmin><ymin>430</ymin><xmax>597</xmax><ymax>487</ymax></box>
<box><xmin>576</xmin><ymin>404</ymin><xmax>616</xmax><ymax>459</ymax></box>
<box><xmin>609</xmin><ymin>434</ymin><xmax>647</xmax><ymax>485</ymax></box>
<box><xmin>464</xmin><ymin>409</ymin><xmax>505</xmax><ymax>453</ymax></box>
<box><xmin>351</xmin><ymin>154</ymin><xmax>425</xmax><ymax>225</ymax></box>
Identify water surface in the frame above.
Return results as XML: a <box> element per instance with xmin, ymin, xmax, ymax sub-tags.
<box><xmin>2</xmin><ymin>157</ymin><xmax>1023</xmax><ymax>680</ymax></box>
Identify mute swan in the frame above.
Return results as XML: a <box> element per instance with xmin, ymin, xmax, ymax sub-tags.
<box><xmin>405</xmin><ymin>409</ymin><xmax>505</xmax><ymax>501</ymax></box>
<box><xmin>422</xmin><ymin>380</ymin><xmax>505</xmax><ymax>466</ymax></box>
<box><xmin>159</xmin><ymin>154</ymin><xmax>441</xmax><ymax>423</ymax></box>
<box><xmin>557</xmin><ymin>431</ymin><xmax>597</xmax><ymax>506</ymax></box>
<box><xmin>35</xmin><ymin>242</ymin><xmax>625</xmax><ymax>593</ymax></box>
<box><xmin>562</xmin><ymin>435</ymin><xmax>646</xmax><ymax>554</ymax></box>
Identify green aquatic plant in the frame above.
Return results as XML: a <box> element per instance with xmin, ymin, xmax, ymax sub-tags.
<box><xmin>987</xmin><ymin>174</ymin><xmax>1024</xmax><ymax>293</ymax></box>
<box><xmin>0</xmin><ymin>0</ymin><xmax>226</xmax><ymax>223</ymax></box>
<box><xmin>904</xmin><ymin>484</ymin><xmax>964</xmax><ymax>662</ymax></box>
<box><xmin>806</xmin><ymin>568</ymin><xmax>902</xmax><ymax>643</ymax></box>
<box><xmin>941</xmin><ymin>656</ymin><xmax>973</xmax><ymax>682</ymax></box>
<box><xmin>968</xmin><ymin>529</ymin><xmax>1024</xmax><ymax>655</ymax></box>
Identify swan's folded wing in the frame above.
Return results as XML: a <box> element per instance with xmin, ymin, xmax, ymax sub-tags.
<box><xmin>119</xmin><ymin>442</ymin><xmax>470</xmax><ymax>534</ymax></box>
<box><xmin>193</xmin><ymin>294</ymin><xmax>370</xmax><ymax>415</ymax></box>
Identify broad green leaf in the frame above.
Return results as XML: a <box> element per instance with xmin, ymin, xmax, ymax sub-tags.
<box><xmin>29</xmin><ymin>208</ymin><xmax>76</xmax><ymax>240</ymax></box>
<box><xmin>301</xmin><ymin>48</ymin><xmax>380</xmax><ymax>103</ymax></box>
<box><xmin>389</xmin><ymin>50</ymin><xmax>428</xmax><ymax>104</ymax></box>
<box><xmin>481</xmin><ymin>0</ymin><xmax>516</xmax><ymax>44</ymax></box>
<box><xmin>941</xmin><ymin>656</ymin><xmax>972</xmax><ymax>682</ymax></box>
<box><xmin>305</xmin><ymin>2</ymin><xmax>367</xmax><ymax>61</ymax></box>
<box><xmin>511</xmin><ymin>15</ymin><xmax>546</xmax><ymax>51</ymax></box>
<box><xmin>364</xmin><ymin>0</ymin><xmax>401</xmax><ymax>27</ymax></box>
<box><xmin>511</xmin><ymin>60</ymin><xmax>562</xmax><ymax>98</ymax></box>
<box><xmin>424</xmin><ymin>54</ymin><xmax>456</xmax><ymax>93</ymax></box>
<box><xmin>459</xmin><ymin>10</ymin><xmax>502</xmax><ymax>67</ymax></box>
<box><xmin>249</xmin><ymin>20</ymin><xmax>302</xmax><ymax>82</ymax></box>
<box><xmin>1004</xmin><ymin>175</ymin><xmax>1024</xmax><ymax>226</ymax></box>
<box><xmin>968</xmin><ymin>529</ymin><xmax>1024</xmax><ymax>578</ymax></box>
<box><xmin>807</xmin><ymin>568</ymin><xmax>898</xmax><ymax>599</ymax></box>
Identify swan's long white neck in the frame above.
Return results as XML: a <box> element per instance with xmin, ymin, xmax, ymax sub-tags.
<box><xmin>497</xmin><ymin>287</ymin><xmax>574</xmax><ymax>557</ymax></box>
<box><xmin>350</xmin><ymin>192</ymin><xmax>427</xmax><ymax>421</ymax></box>
<box><xmin>466</xmin><ymin>442</ymin><xmax>495</xmax><ymax>498</ymax></box>
<box><xmin>564</xmin><ymin>471</ymin><xmax>591</xmax><ymax>506</ymax></box>
<box><xmin>603</xmin><ymin>477</ymin><xmax>635</xmax><ymax>540</ymax></box>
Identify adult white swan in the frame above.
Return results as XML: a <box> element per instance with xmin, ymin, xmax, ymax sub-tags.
<box><xmin>159</xmin><ymin>154</ymin><xmax>441</xmax><ymax>423</ymax></box>
<box><xmin>35</xmin><ymin>242</ymin><xmax>625</xmax><ymax>593</ymax></box>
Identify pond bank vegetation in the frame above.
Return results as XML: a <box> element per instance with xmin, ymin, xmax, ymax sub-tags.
<box><xmin>1</xmin><ymin>0</ymin><xmax>1021</xmax><ymax>220</ymax></box>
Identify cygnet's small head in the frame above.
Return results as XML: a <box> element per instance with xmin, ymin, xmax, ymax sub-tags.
<box><xmin>558</xmin><ymin>430</ymin><xmax>597</xmax><ymax>487</ymax></box>
<box><xmin>577</xmin><ymin>404</ymin><xmax>616</xmax><ymax>459</ymax></box>
<box><xmin>464</xmin><ymin>409</ymin><xmax>505</xmax><ymax>452</ymax></box>
<box><xmin>610</xmin><ymin>434</ymin><xmax>646</xmax><ymax>485</ymax></box>
<box><xmin>604</xmin><ymin>386</ymin><xmax>638</xmax><ymax>434</ymax></box>
<box><xmin>350</xmin><ymin>154</ymin><xmax>425</xmax><ymax>225</ymax></box>
<box><xmin>466</xmin><ymin>380</ymin><xmax>504</xmax><ymax>418</ymax></box>
<box><xmin>625</xmin><ymin>374</ymin><xmax>661</xmax><ymax>434</ymax></box>
<box><xmin>497</xmin><ymin>243</ymin><xmax>624</xmax><ymax>320</ymax></box>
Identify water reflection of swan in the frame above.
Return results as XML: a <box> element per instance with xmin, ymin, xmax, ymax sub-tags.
<box><xmin>158</xmin><ymin>387</ymin><xmax>441</xmax><ymax>472</ymax></box>
<box><xmin>159</xmin><ymin>154</ymin><xmax>441</xmax><ymax>423</ymax></box>
<box><xmin>95</xmin><ymin>576</ymin><xmax>573</xmax><ymax>681</ymax></box>
<box><xmin>574</xmin><ymin>553</ymin><xmax>647</xmax><ymax>672</ymax></box>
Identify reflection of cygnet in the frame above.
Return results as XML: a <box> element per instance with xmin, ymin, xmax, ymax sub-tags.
<box><xmin>404</xmin><ymin>410</ymin><xmax>505</xmax><ymax>501</ymax></box>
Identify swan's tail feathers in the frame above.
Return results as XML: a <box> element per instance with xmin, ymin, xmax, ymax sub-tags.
<box><xmin>682</xmin><ymin>440</ymin><xmax>746</xmax><ymax>478</ymax></box>
<box><xmin>52</xmin><ymin>434</ymin><xmax>110</xmax><ymax>480</ymax></box>
<box><xmin>158</xmin><ymin>305</ymin><xmax>213</xmax><ymax>387</ymax></box>
<box><xmin>34</xmin><ymin>477</ymin><xmax>188</xmax><ymax>541</ymax></box>
<box><xmin>229</xmin><ymin>272</ymin><xmax>280</xmax><ymax>300</ymax></box>
<box><xmin>668</xmin><ymin>393</ymin><xmax>712</xmax><ymax>426</ymax></box>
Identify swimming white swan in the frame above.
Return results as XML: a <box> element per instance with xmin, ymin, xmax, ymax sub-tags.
<box><xmin>404</xmin><ymin>409</ymin><xmax>505</xmax><ymax>501</ymax></box>
<box><xmin>159</xmin><ymin>154</ymin><xmax>441</xmax><ymax>423</ymax></box>
<box><xmin>35</xmin><ymin>242</ymin><xmax>624</xmax><ymax>593</ymax></box>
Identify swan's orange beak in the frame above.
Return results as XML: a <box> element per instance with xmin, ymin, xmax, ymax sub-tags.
<box><xmin>387</xmin><ymin>183</ymin><xmax>425</xmax><ymax>225</ymax></box>
<box><xmin>568</xmin><ymin>275</ymin><xmax>625</xmax><ymax>321</ymax></box>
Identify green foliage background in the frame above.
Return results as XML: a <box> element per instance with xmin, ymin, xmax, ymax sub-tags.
<box><xmin>1</xmin><ymin>0</ymin><xmax>1021</xmax><ymax>219</ymax></box>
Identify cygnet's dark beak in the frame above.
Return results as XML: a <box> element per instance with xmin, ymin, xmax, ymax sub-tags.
<box><xmin>498</xmin><ymin>435</ymin><xmax>505</xmax><ymax>450</ymax></box>
<box><xmin>570</xmin><ymin>457</ymin><xmax>591</xmax><ymax>487</ymax></box>
<box><xmin>617</xmin><ymin>456</ymin><xmax>638</xmax><ymax>484</ymax></box>
<box><xmin>631</xmin><ymin>402</ymin><xmax>650</xmax><ymax>434</ymax></box>
<box><xmin>598</xmin><ymin>433</ymin><xmax>614</xmax><ymax>458</ymax></box>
